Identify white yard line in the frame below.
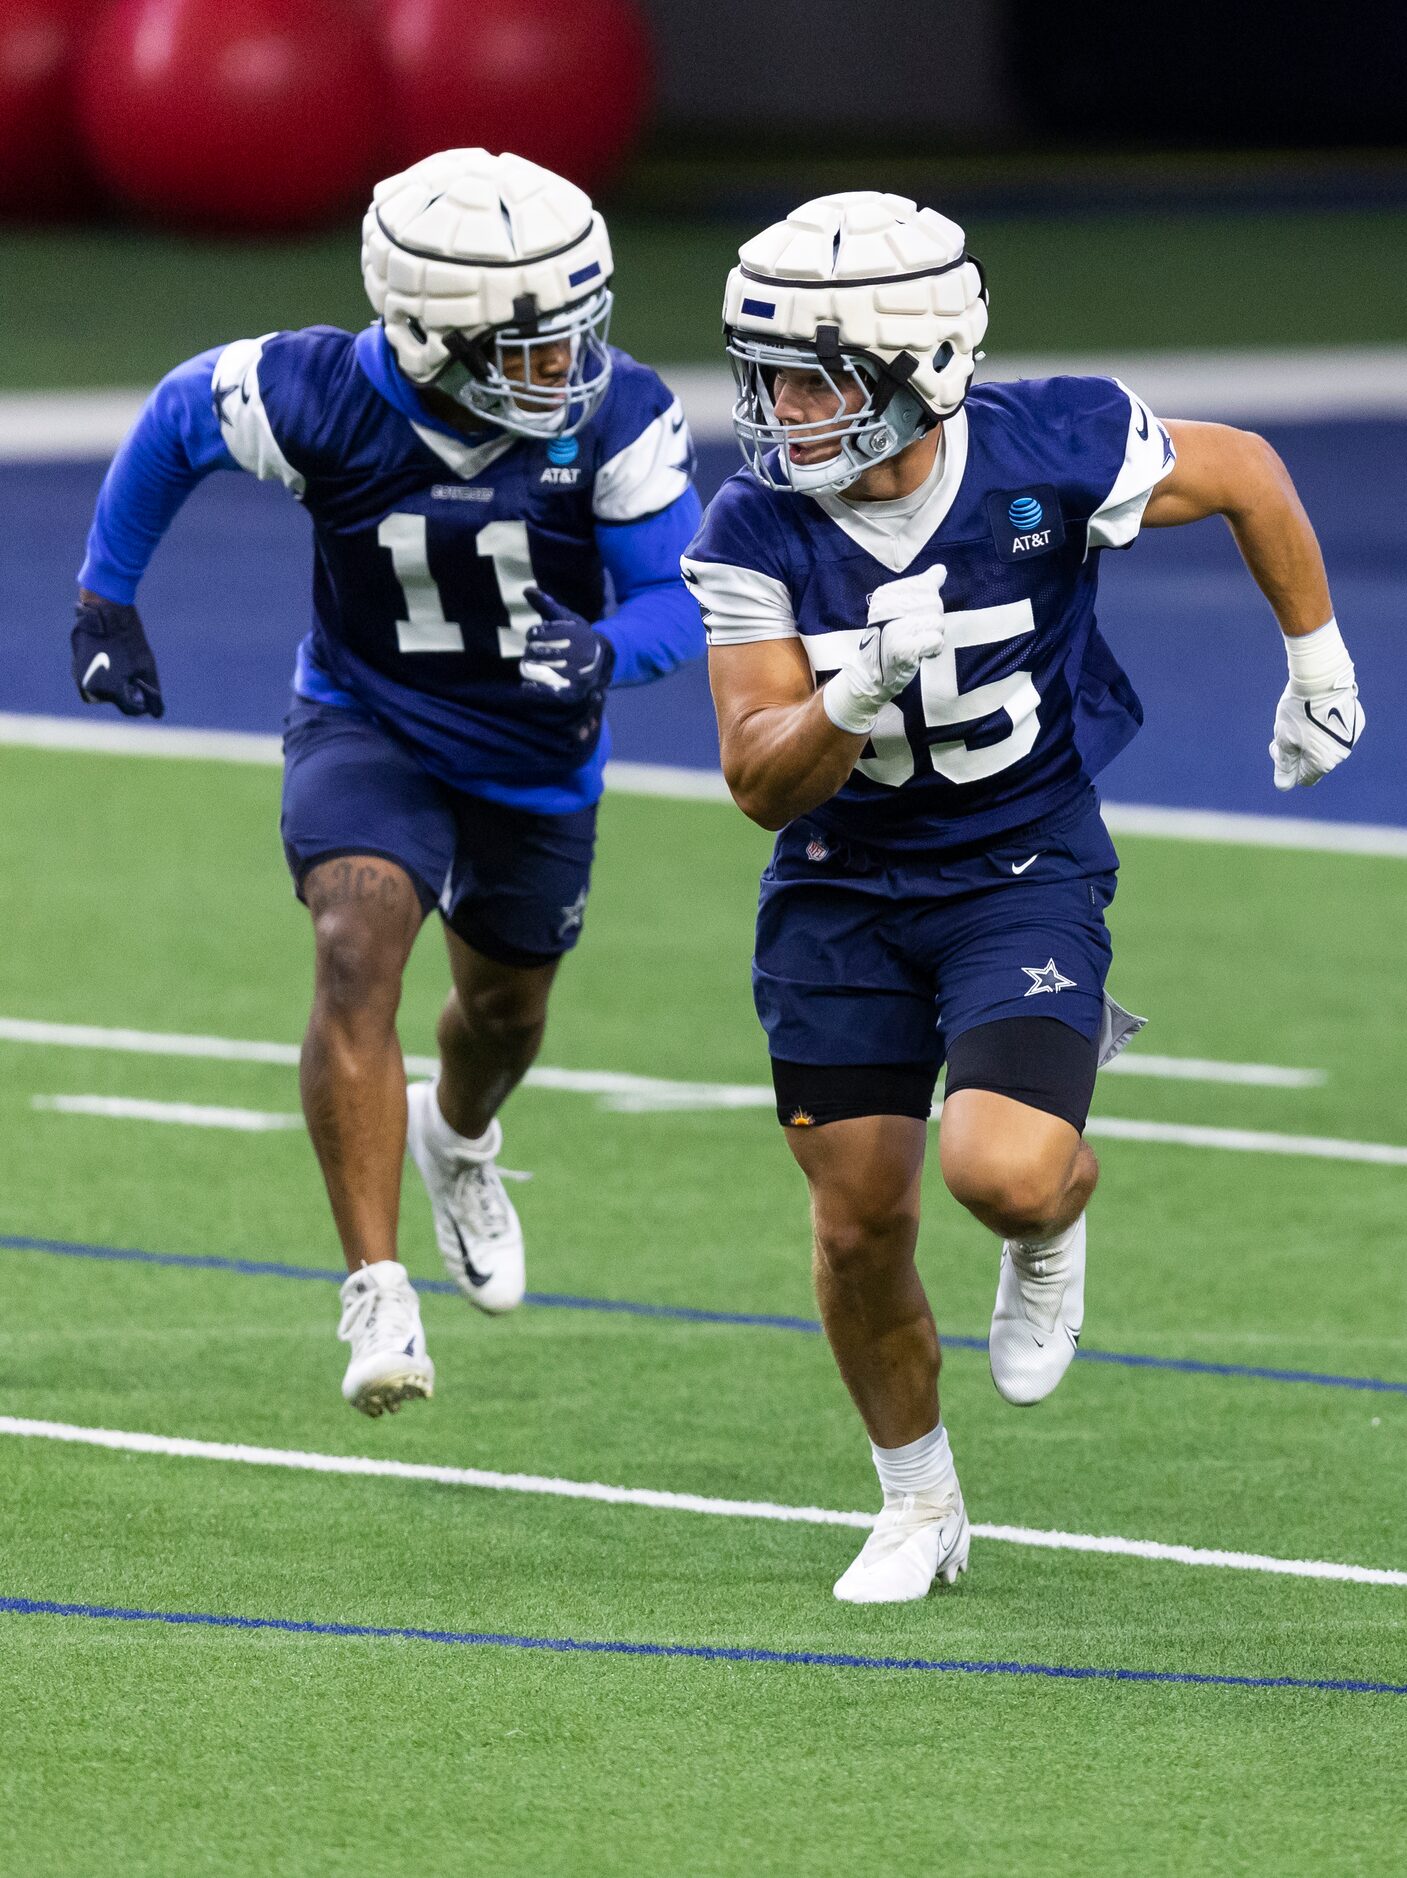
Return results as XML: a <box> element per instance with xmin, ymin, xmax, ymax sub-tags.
<box><xmin>1099</xmin><ymin>802</ymin><xmax>1407</xmax><ymax>860</ymax></box>
<box><xmin>0</xmin><ymin>1016</ymin><xmax>1327</xmax><ymax>1097</ymax></box>
<box><xmin>1</xmin><ymin>1017</ymin><xmax>308</xmax><ymax>1068</ymax></box>
<box><xmin>3</xmin><ymin>1414</ymin><xmax>1403</xmax><ymax>1588</ymax></box>
<box><xmin>30</xmin><ymin>1094</ymin><xmax>303</xmax><ymax>1132</ymax></box>
<box><xmin>0</xmin><ymin>388</ymin><xmax>149</xmax><ymax>460</ymax></box>
<box><xmin>2</xmin><ymin>713</ymin><xmax>1403</xmax><ymax>858</ymax></box>
<box><xmin>1084</xmin><ymin>1117</ymin><xmax>1407</xmax><ymax>1167</ymax></box>
<box><xmin>0</xmin><ymin>712</ymin><xmax>284</xmax><ymax>766</ymax></box>
<box><xmin>1100</xmin><ymin>1054</ymin><xmax>1321</xmax><ymax>1089</ymax></box>
<box><xmin>6</xmin><ymin>349</ymin><xmax>1407</xmax><ymax>460</ymax></box>
<box><xmin>31</xmin><ymin>1088</ymin><xmax>1407</xmax><ymax>1164</ymax></box>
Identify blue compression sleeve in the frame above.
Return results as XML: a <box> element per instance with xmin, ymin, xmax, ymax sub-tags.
<box><xmin>78</xmin><ymin>348</ymin><xmax>237</xmax><ymax>603</ymax></box>
<box><xmin>595</xmin><ymin>488</ymin><xmax>706</xmax><ymax>687</ymax></box>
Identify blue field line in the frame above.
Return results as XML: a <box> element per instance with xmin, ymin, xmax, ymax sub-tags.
<box><xmin>5</xmin><ymin>1230</ymin><xmax>1406</xmax><ymax>1398</ymax></box>
<box><xmin>525</xmin><ymin>1288</ymin><xmax>828</xmax><ymax>1335</ymax></box>
<box><xmin>3</xmin><ymin>1594</ymin><xmax>1402</xmax><ymax>1695</ymax></box>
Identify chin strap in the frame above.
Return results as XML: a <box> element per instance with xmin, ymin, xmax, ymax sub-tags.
<box><xmin>814</xmin><ymin>322</ymin><xmax>921</xmax><ymax>423</ymax></box>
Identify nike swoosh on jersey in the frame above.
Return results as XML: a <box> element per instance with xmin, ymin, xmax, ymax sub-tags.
<box><xmin>1134</xmin><ymin>404</ymin><xmax>1150</xmax><ymax>441</ymax></box>
<box><xmin>82</xmin><ymin>652</ymin><xmax>112</xmax><ymax>688</ymax></box>
<box><xmin>1010</xmin><ymin>853</ymin><xmax>1040</xmax><ymax>874</ymax></box>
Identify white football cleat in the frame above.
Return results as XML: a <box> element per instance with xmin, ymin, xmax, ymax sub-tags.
<box><xmin>338</xmin><ymin>1260</ymin><xmax>435</xmax><ymax>1417</ymax></box>
<box><xmin>405</xmin><ymin>1080</ymin><xmax>526</xmax><ymax>1315</ymax></box>
<box><xmin>833</xmin><ymin>1490</ymin><xmax>971</xmax><ymax>1604</ymax></box>
<box><xmin>989</xmin><ymin>1213</ymin><xmax>1086</xmax><ymax>1406</ymax></box>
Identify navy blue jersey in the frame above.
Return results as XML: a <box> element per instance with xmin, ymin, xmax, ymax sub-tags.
<box><xmin>81</xmin><ymin>324</ymin><xmax>703</xmax><ymax>812</ymax></box>
<box><xmin>684</xmin><ymin>376</ymin><xmax>1174</xmax><ymax>853</ymax></box>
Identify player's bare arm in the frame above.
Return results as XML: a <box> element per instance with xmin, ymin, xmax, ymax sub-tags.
<box><xmin>710</xmin><ymin>636</ymin><xmax>867</xmax><ymax>829</ymax></box>
<box><xmin>1145</xmin><ymin>418</ymin><xmax>1364</xmax><ymax>787</ymax></box>
<box><xmin>710</xmin><ymin>547</ymin><xmax>951</xmax><ymax>829</ymax></box>
<box><xmin>1144</xmin><ymin>420</ymin><xmax>1332</xmax><ymax>630</ymax></box>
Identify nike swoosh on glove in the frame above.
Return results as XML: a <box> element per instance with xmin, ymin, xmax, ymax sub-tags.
<box><xmin>822</xmin><ymin>562</ymin><xmax>948</xmax><ymax>735</ymax></box>
<box><xmin>1268</xmin><ymin>619</ymin><xmax>1363</xmax><ymax>791</ymax></box>
<box><xmin>72</xmin><ymin>598</ymin><xmax>165</xmax><ymax>718</ymax></box>
<box><xmin>519</xmin><ymin>587</ymin><xmax>616</xmax><ymax>703</ymax></box>
<box><xmin>1270</xmin><ymin>683</ymin><xmax>1364</xmax><ymax>789</ymax></box>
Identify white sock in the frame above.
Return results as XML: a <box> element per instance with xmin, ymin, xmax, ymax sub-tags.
<box><xmin>871</xmin><ymin>1422</ymin><xmax>957</xmax><ymax>1504</ymax></box>
<box><xmin>422</xmin><ymin>1081</ymin><xmax>495</xmax><ymax>1159</ymax></box>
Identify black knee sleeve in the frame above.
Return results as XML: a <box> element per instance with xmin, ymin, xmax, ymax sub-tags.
<box><xmin>942</xmin><ymin>1017</ymin><xmax>1098</xmax><ymax>1133</ymax></box>
<box><xmin>770</xmin><ymin>1057</ymin><xmax>940</xmax><ymax>1128</ymax></box>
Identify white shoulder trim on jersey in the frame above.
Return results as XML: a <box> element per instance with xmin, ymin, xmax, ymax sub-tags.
<box><xmin>1087</xmin><ymin>379</ymin><xmax>1177</xmax><ymax>551</ymax></box>
<box><xmin>680</xmin><ymin>557</ymin><xmax>797</xmax><ymax>645</ymax></box>
<box><xmin>813</xmin><ymin>407</ymin><xmax>969</xmax><ymax>574</ymax></box>
<box><xmin>210</xmin><ymin>338</ymin><xmax>306</xmax><ymax>497</ymax></box>
<box><xmin>409</xmin><ymin>424</ymin><xmax>517</xmax><ymax>481</ymax></box>
<box><xmin>594</xmin><ymin>398</ymin><xmax>693</xmax><ymax>523</ymax></box>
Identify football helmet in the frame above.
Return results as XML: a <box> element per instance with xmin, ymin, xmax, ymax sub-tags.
<box><xmin>723</xmin><ymin>191</ymin><xmax>988</xmax><ymax>493</ymax></box>
<box><xmin>363</xmin><ymin>147</ymin><xmax>614</xmax><ymax>438</ymax></box>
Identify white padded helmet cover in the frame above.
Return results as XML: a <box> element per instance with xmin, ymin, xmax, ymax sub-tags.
<box><xmin>363</xmin><ymin>147</ymin><xmax>614</xmax><ymax>384</ymax></box>
<box><xmin>723</xmin><ymin>191</ymin><xmax>987</xmax><ymax>418</ymax></box>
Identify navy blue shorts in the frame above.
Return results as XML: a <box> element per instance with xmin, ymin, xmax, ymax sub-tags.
<box><xmin>753</xmin><ymin>790</ymin><xmax>1118</xmax><ymax>1068</ymax></box>
<box><xmin>281</xmin><ymin>695</ymin><xmax>597</xmax><ymax>967</ymax></box>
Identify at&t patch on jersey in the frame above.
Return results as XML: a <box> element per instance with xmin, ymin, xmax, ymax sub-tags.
<box><xmin>986</xmin><ymin>485</ymin><xmax>1065</xmax><ymax>561</ymax></box>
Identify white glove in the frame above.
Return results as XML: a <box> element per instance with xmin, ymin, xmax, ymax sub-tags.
<box><xmin>1269</xmin><ymin>618</ymin><xmax>1364</xmax><ymax>791</ymax></box>
<box><xmin>822</xmin><ymin>563</ymin><xmax>948</xmax><ymax>736</ymax></box>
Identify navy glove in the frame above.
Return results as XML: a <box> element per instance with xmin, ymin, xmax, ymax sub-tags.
<box><xmin>520</xmin><ymin>587</ymin><xmax>615</xmax><ymax>703</ymax></box>
<box><xmin>72</xmin><ymin>598</ymin><xmax>165</xmax><ymax>719</ymax></box>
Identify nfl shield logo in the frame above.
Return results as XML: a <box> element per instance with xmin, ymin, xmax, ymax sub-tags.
<box><xmin>806</xmin><ymin>840</ymin><xmax>829</xmax><ymax>862</ymax></box>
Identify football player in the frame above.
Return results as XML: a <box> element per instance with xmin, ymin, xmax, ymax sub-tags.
<box><xmin>684</xmin><ymin>192</ymin><xmax>1364</xmax><ymax>1602</ymax></box>
<box><xmin>72</xmin><ymin>149</ymin><xmax>703</xmax><ymax>1417</ymax></box>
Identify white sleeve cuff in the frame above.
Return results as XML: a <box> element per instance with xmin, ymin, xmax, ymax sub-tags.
<box><xmin>211</xmin><ymin>337</ymin><xmax>306</xmax><ymax>496</ymax></box>
<box><xmin>680</xmin><ymin>555</ymin><xmax>798</xmax><ymax>646</ymax></box>
<box><xmin>1086</xmin><ymin>379</ymin><xmax>1175</xmax><ymax>551</ymax></box>
<box><xmin>594</xmin><ymin>398</ymin><xmax>692</xmax><ymax>522</ymax></box>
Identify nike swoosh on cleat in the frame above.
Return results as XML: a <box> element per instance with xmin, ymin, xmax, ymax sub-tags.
<box><xmin>450</xmin><ymin>1219</ymin><xmax>493</xmax><ymax>1289</ymax></box>
<box><xmin>82</xmin><ymin>652</ymin><xmax>112</xmax><ymax>688</ymax></box>
<box><xmin>1010</xmin><ymin>854</ymin><xmax>1040</xmax><ymax>874</ymax></box>
<box><xmin>403</xmin><ymin>1338</ymin><xmax>419</xmax><ymax>1356</ymax></box>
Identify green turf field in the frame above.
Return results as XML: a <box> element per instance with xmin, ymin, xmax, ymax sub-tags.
<box><xmin>5</xmin><ymin>206</ymin><xmax>1406</xmax><ymax>389</ymax></box>
<box><xmin>1</xmin><ymin>743</ymin><xmax>1405</xmax><ymax>1874</ymax></box>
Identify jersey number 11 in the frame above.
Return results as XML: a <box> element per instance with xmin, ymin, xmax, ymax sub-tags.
<box><xmin>378</xmin><ymin>513</ymin><xmax>538</xmax><ymax>660</ymax></box>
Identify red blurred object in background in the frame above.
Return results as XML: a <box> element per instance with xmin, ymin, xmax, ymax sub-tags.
<box><xmin>375</xmin><ymin>0</ymin><xmax>652</xmax><ymax>195</ymax></box>
<box><xmin>0</xmin><ymin>0</ymin><xmax>95</xmax><ymax>216</ymax></box>
<box><xmin>76</xmin><ymin>0</ymin><xmax>386</xmax><ymax>233</ymax></box>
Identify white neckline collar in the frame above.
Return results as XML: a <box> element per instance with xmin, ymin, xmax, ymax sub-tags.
<box><xmin>410</xmin><ymin>423</ymin><xmax>518</xmax><ymax>481</ymax></box>
<box><xmin>812</xmin><ymin>407</ymin><xmax>969</xmax><ymax>573</ymax></box>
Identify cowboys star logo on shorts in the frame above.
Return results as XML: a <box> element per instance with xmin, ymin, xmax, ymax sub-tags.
<box><xmin>556</xmin><ymin>888</ymin><xmax>588</xmax><ymax>939</ymax></box>
<box><xmin>1021</xmin><ymin>958</ymin><xmax>1076</xmax><ymax>997</ymax></box>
